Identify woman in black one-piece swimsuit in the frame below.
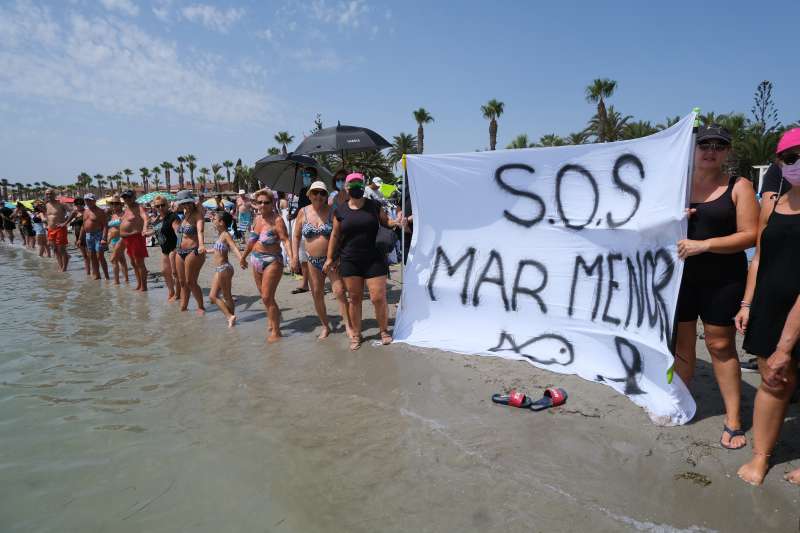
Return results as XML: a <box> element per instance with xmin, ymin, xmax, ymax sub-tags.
<box><xmin>674</xmin><ymin>125</ymin><xmax>759</xmax><ymax>450</ymax></box>
<box><xmin>736</xmin><ymin>129</ymin><xmax>800</xmax><ymax>486</ymax></box>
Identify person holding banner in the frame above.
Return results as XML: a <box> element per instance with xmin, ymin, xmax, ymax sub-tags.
<box><xmin>736</xmin><ymin>128</ymin><xmax>800</xmax><ymax>486</ymax></box>
<box><xmin>324</xmin><ymin>173</ymin><xmax>398</xmax><ymax>351</ymax></box>
<box><xmin>675</xmin><ymin>125</ymin><xmax>759</xmax><ymax>450</ymax></box>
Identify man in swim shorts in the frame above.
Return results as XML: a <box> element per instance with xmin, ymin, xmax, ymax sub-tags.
<box><xmin>119</xmin><ymin>189</ymin><xmax>149</xmax><ymax>291</ymax></box>
<box><xmin>81</xmin><ymin>193</ymin><xmax>110</xmax><ymax>280</ymax></box>
<box><xmin>44</xmin><ymin>189</ymin><xmax>70</xmax><ymax>271</ymax></box>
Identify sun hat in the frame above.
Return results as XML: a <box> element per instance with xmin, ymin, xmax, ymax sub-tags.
<box><xmin>238</xmin><ymin>189</ymin><xmax>246</xmax><ymax>195</ymax></box>
<box><xmin>345</xmin><ymin>172</ymin><xmax>365</xmax><ymax>185</ymax></box>
<box><xmin>83</xmin><ymin>193</ymin><xmax>96</xmax><ymax>201</ymax></box>
<box><xmin>371</xmin><ymin>177</ymin><xmax>383</xmax><ymax>186</ymax></box>
<box><xmin>306</xmin><ymin>181</ymin><xmax>328</xmax><ymax>196</ymax></box>
<box><xmin>776</xmin><ymin>128</ymin><xmax>800</xmax><ymax>155</ymax></box>
<box><xmin>696</xmin><ymin>125</ymin><xmax>732</xmax><ymax>144</ymax></box>
<box><xmin>175</xmin><ymin>189</ymin><xmax>196</xmax><ymax>205</ymax></box>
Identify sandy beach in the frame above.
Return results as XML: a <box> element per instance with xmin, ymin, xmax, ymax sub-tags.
<box><xmin>0</xmin><ymin>237</ymin><xmax>798</xmax><ymax>532</ymax></box>
<box><xmin>135</xmin><ymin>232</ymin><xmax>799</xmax><ymax>531</ymax></box>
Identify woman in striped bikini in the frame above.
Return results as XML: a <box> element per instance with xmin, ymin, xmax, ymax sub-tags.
<box><xmin>209</xmin><ymin>211</ymin><xmax>242</xmax><ymax>328</ymax></box>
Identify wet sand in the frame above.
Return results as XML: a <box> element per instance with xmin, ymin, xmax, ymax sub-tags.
<box><xmin>1</xmin><ymin>238</ymin><xmax>799</xmax><ymax>532</ymax></box>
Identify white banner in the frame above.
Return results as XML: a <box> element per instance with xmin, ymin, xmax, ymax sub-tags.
<box><xmin>396</xmin><ymin>114</ymin><xmax>697</xmax><ymax>425</ymax></box>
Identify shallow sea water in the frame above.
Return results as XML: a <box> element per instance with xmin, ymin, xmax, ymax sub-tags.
<box><xmin>2</xmin><ymin>244</ymin><xmax>792</xmax><ymax>532</ymax></box>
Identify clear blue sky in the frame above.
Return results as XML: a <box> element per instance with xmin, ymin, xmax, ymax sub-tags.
<box><xmin>1</xmin><ymin>0</ymin><xmax>798</xmax><ymax>185</ymax></box>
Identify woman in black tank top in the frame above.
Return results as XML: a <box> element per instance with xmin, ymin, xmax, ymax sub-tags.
<box><xmin>674</xmin><ymin>125</ymin><xmax>759</xmax><ymax>450</ymax></box>
<box><xmin>735</xmin><ymin>129</ymin><xmax>800</xmax><ymax>486</ymax></box>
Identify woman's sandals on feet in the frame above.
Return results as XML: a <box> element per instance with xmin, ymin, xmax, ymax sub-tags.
<box><xmin>720</xmin><ymin>425</ymin><xmax>747</xmax><ymax>450</ymax></box>
<box><xmin>785</xmin><ymin>468</ymin><xmax>800</xmax><ymax>485</ymax></box>
<box><xmin>349</xmin><ymin>335</ymin><xmax>363</xmax><ymax>351</ymax></box>
<box><xmin>380</xmin><ymin>331</ymin><xmax>393</xmax><ymax>345</ymax></box>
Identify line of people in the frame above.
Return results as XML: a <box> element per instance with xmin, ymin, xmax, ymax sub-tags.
<box><xmin>1</xmin><ymin>173</ymin><xmax>407</xmax><ymax>351</ymax></box>
<box><xmin>675</xmin><ymin>125</ymin><xmax>800</xmax><ymax>486</ymax></box>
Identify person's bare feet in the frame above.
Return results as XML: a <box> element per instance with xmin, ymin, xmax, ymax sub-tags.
<box><xmin>267</xmin><ymin>331</ymin><xmax>282</xmax><ymax>343</ymax></box>
<box><xmin>228</xmin><ymin>315</ymin><xmax>237</xmax><ymax>328</ymax></box>
<box><xmin>179</xmin><ymin>306</ymin><xmax>188</xmax><ymax>312</ymax></box>
<box><xmin>318</xmin><ymin>325</ymin><xmax>330</xmax><ymax>340</ymax></box>
<box><xmin>167</xmin><ymin>294</ymin><xmax>176</xmax><ymax>302</ymax></box>
<box><xmin>196</xmin><ymin>308</ymin><xmax>205</xmax><ymax>316</ymax></box>
<box><xmin>738</xmin><ymin>453</ymin><xmax>770</xmax><ymax>486</ymax></box>
<box><xmin>784</xmin><ymin>467</ymin><xmax>800</xmax><ymax>485</ymax></box>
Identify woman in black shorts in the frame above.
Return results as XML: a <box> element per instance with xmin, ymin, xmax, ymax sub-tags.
<box><xmin>324</xmin><ymin>172</ymin><xmax>400</xmax><ymax>351</ymax></box>
<box><xmin>735</xmin><ymin>128</ymin><xmax>800</xmax><ymax>486</ymax></box>
<box><xmin>675</xmin><ymin>125</ymin><xmax>759</xmax><ymax>449</ymax></box>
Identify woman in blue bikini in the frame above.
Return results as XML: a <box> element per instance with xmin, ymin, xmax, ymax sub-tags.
<box><xmin>291</xmin><ymin>181</ymin><xmax>352</xmax><ymax>340</ymax></box>
<box><xmin>241</xmin><ymin>188</ymin><xmax>293</xmax><ymax>342</ymax></box>
<box><xmin>107</xmin><ymin>195</ymin><xmax>129</xmax><ymax>285</ymax></box>
<box><xmin>175</xmin><ymin>190</ymin><xmax>206</xmax><ymax>315</ymax></box>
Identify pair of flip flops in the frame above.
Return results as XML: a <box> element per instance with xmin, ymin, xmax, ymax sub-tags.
<box><xmin>491</xmin><ymin>387</ymin><xmax>567</xmax><ymax>411</ymax></box>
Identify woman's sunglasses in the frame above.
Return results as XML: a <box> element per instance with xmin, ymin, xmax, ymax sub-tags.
<box><xmin>780</xmin><ymin>152</ymin><xmax>800</xmax><ymax>165</ymax></box>
<box><xmin>254</xmin><ymin>200</ymin><xmax>272</xmax><ymax>206</ymax></box>
<box><xmin>153</xmin><ymin>203</ymin><xmax>166</xmax><ymax>208</ymax></box>
<box><xmin>309</xmin><ymin>190</ymin><xmax>328</xmax><ymax>197</ymax></box>
<box><xmin>697</xmin><ymin>142</ymin><xmax>729</xmax><ymax>152</ymax></box>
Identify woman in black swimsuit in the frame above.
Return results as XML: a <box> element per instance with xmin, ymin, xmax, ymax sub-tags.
<box><xmin>70</xmin><ymin>198</ymin><xmax>91</xmax><ymax>276</ymax></box>
<box><xmin>735</xmin><ymin>128</ymin><xmax>800</xmax><ymax>486</ymax></box>
<box><xmin>324</xmin><ymin>173</ymin><xmax>401</xmax><ymax>351</ymax></box>
<box><xmin>150</xmin><ymin>195</ymin><xmax>180</xmax><ymax>302</ymax></box>
<box><xmin>675</xmin><ymin>125</ymin><xmax>759</xmax><ymax>450</ymax></box>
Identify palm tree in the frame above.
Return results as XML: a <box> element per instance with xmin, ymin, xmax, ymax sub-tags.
<box><xmin>150</xmin><ymin>166</ymin><xmax>161</xmax><ymax>191</ymax></box>
<box><xmin>176</xmin><ymin>156</ymin><xmax>186</xmax><ymax>190</ymax></box>
<box><xmin>274</xmin><ymin>132</ymin><xmax>294</xmax><ymax>155</ymax></box>
<box><xmin>1</xmin><ymin>178</ymin><xmax>8</xmax><ymax>200</ymax></box>
<box><xmin>585</xmin><ymin>78</ymin><xmax>617</xmax><ymax>142</ymax></box>
<box><xmin>222</xmin><ymin>160</ymin><xmax>234</xmax><ymax>190</ymax></box>
<box><xmin>622</xmin><ymin>120</ymin><xmax>658</xmax><ymax>140</ymax></box>
<box><xmin>161</xmin><ymin>162</ymin><xmax>174</xmax><ymax>192</ymax></box>
<box><xmin>198</xmin><ymin>167</ymin><xmax>210</xmax><ymax>193</ymax></box>
<box><xmin>139</xmin><ymin>167</ymin><xmax>150</xmax><ymax>193</ymax></box>
<box><xmin>387</xmin><ymin>133</ymin><xmax>418</xmax><ymax>170</ymax></box>
<box><xmin>211</xmin><ymin>163</ymin><xmax>222</xmax><ymax>192</ymax></box>
<box><xmin>93</xmin><ymin>174</ymin><xmax>105</xmax><ymax>196</ymax></box>
<box><xmin>565</xmin><ymin>131</ymin><xmax>590</xmax><ymax>145</ymax></box>
<box><xmin>412</xmin><ymin>108</ymin><xmax>434</xmax><ymax>154</ymax></box>
<box><xmin>506</xmin><ymin>134</ymin><xmax>532</xmax><ymax>149</ymax></box>
<box><xmin>481</xmin><ymin>99</ymin><xmax>505</xmax><ymax>150</ymax></box>
<box><xmin>267</xmin><ymin>147</ymin><xmax>281</xmax><ymax>156</ymax></box>
<box><xmin>538</xmin><ymin>134</ymin><xmax>566</xmax><ymax>147</ymax></box>
<box><xmin>656</xmin><ymin>116</ymin><xmax>681</xmax><ymax>131</ymax></box>
<box><xmin>152</xmin><ymin>174</ymin><xmax>163</xmax><ymax>191</ymax></box>
<box><xmin>123</xmin><ymin>168</ymin><xmax>133</xmax><ymax>189</ymax></box>
<box><xmin>699</xmin><ymin>111</ymin><xmax>726</xmax><ymax>127</ymax></box>
<box><xmin>587</xmin><ymin>106</ymin><xmax>631</xmax><ymax>142</ymax></box>
<box><xmin>185</xmin><ymin>154</ymin><xmax>197</xmax><ymax>191</ymax></box>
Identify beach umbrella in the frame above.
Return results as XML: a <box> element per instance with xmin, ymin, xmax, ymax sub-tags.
<box><xmin>252</xmin><ymin>153</ymin><xmax>332</xmax><ymax>195</ymax></box>
<box><xmin>96</xmin><ymin>196</ymin><xmax>113</xmax><ymax>206</ymax></box>
<box><xmin>136</xmin><ymin>191</ymin><xmax>176</xmax><ymax>204</ymax></box>
<box><xmin>294</xmin><ymin>122</ymin><xmax>391</xmax><ymax>157</ymax></box>
<box><xmin>4</xmin><ymin>201</ymin><xmax>17</xmax><ymax>209</ymax></box>
<box><xmin>20</xmin><ymin>200</ymin><xmax>34</xmax><ymax>210</ymax></box>
<box><xmin>202</xmin><ymin>198</ymin><xmax>234</xmax><ymax>209</ymax></box>
<box><xmin>57</xmin><ymin>196</ymin><xmax>74</xmax><ymax>203</ymax></box>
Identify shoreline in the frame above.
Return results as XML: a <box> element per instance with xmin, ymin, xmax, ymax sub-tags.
<box><xmin>2</xmin><ymin>238</ymin><xmax>799</xmax><ymax>531</ymax></box>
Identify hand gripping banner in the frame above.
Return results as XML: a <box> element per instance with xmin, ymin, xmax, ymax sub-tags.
<box><xmin>395</xmin><ymin>114</ymin><xmax>697</xmax><ymax>425</ymax></box>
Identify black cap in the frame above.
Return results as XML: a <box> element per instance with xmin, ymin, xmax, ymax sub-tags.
<box><xmin>697</xmin><ymin>125</ymin><xmax>732</xmax><ymax>144</ymax></box>
<box><xmin>121</xmin><ymin>189</ymin><xmax>135</xmax><ymax>198</ymax></box>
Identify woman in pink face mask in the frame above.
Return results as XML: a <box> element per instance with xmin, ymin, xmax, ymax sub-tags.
<box><xmin>735</xmin><ymin>128</ymin><xmax>800</xmax><ymax>486</ymax></box>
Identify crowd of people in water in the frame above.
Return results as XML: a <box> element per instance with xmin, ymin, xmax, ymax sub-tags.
<box><xmin>1</xmin><ymin>127</ymin><xmax>799</xmax><ymax>488</ymax></box>
<box><xmin>0</xmin><ymin>170</ymin><xmax>409</xmax><ymax>350</ymax></box>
